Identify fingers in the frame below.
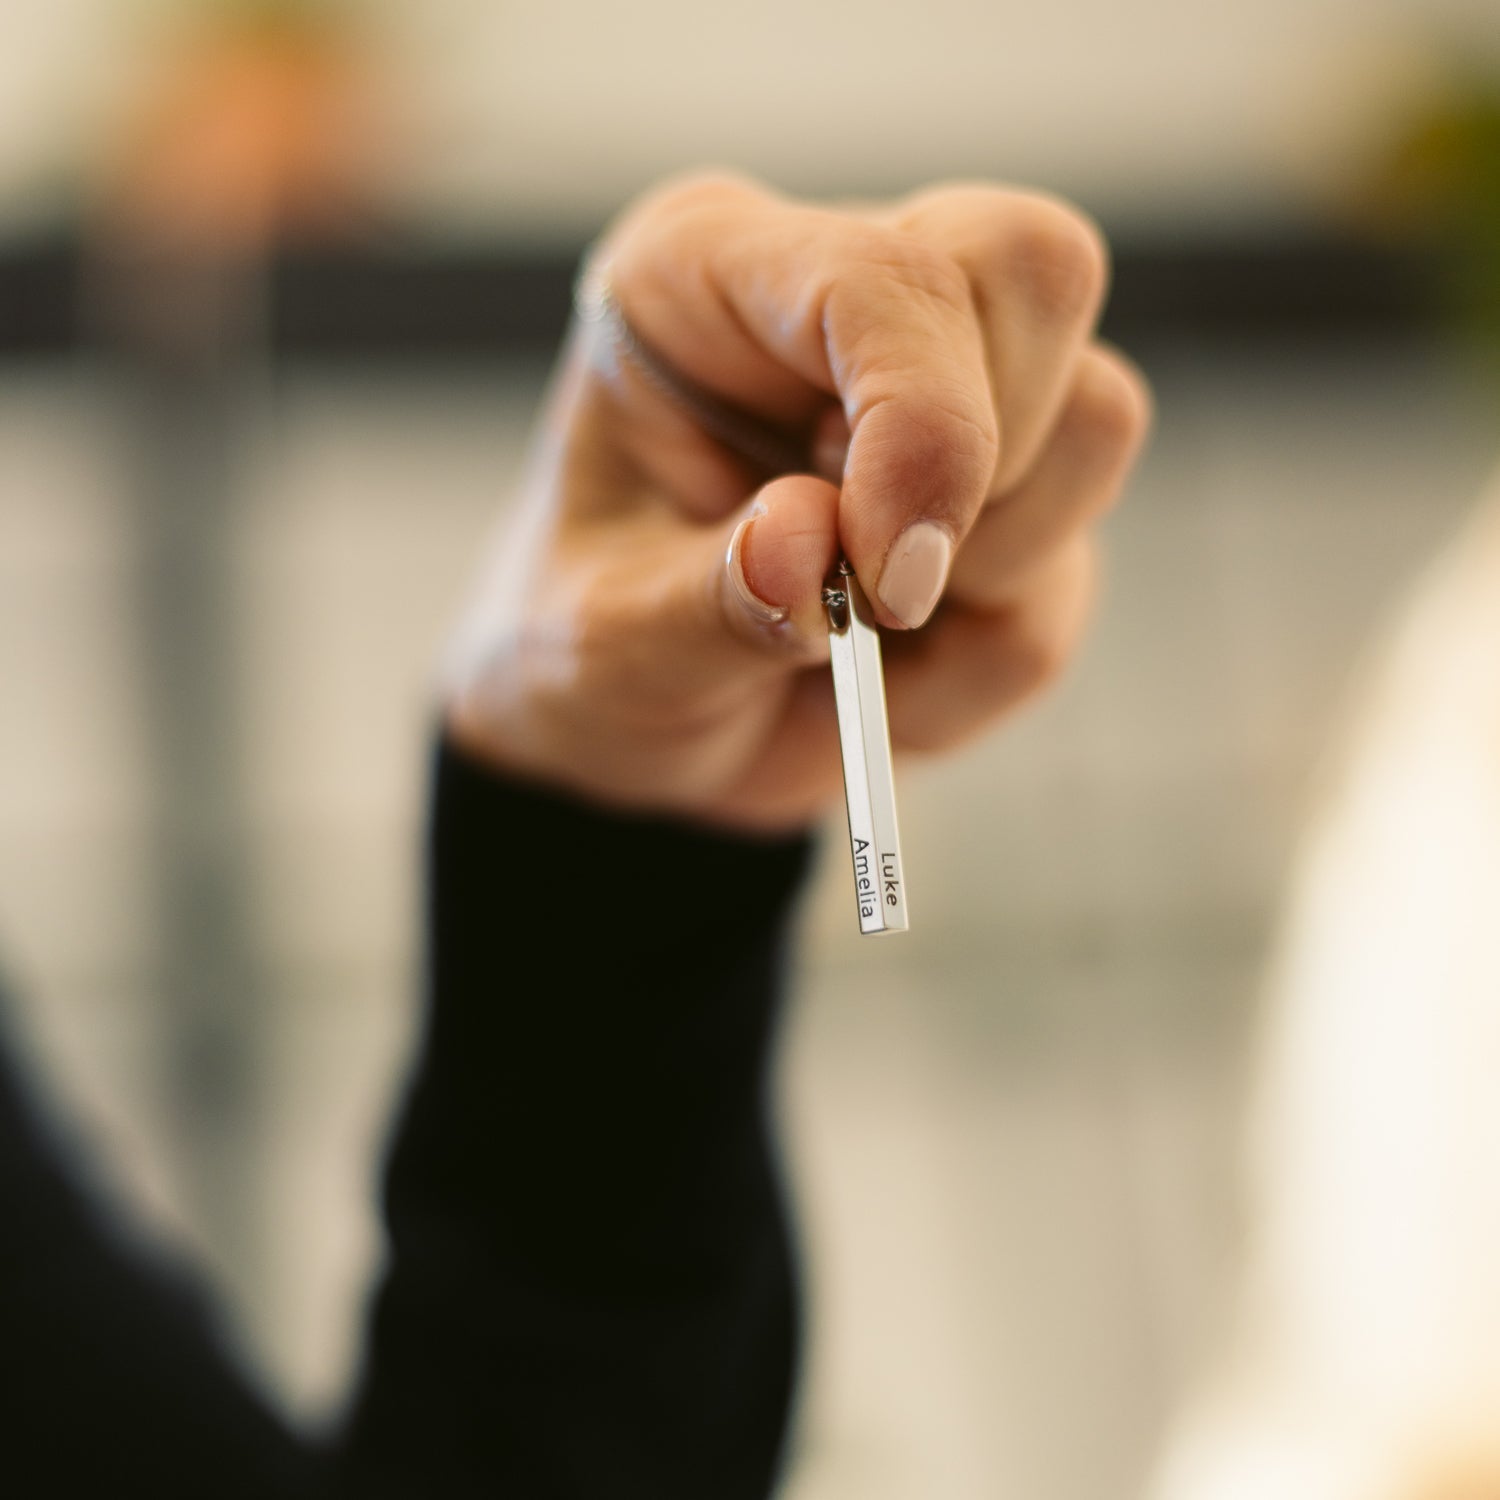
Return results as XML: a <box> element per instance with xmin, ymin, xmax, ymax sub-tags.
<box><xmin>946</xmin><ymin>344</ymin><xmax>1152</xmax><ymax>609</ymax></box>
<box><xmin>604</xmin><ymin>172</ymin><xmax>1001</xmax><ymax>628</ymax></box>
<box><xmin>715</xmin><ymin>533</ymin><xmax>1100</xmax><ymax>826</ymax></box>
<box><xmin>883</xmin><ymin>534</ymin><xmax>1098</xmax><ymax>754</ymax></box>
<box><xmin>600</xmin><ymin>173</ymin><xmax>1130</xmax><ymax>639</ymax></box>
<box><xmin>812</xmin><ymin>245</ymin><xmax>997</xmax><ymax>626</ymax></box>
<box><xmin>599</xmin><ymin>173</ymin><xmax>833</xmax><ymax>427</ymax></box>
<box><xmin>457</xmin><ymin>175</ymin><xmax>1150</xmax><ymax>826</ymax></box>
<box><xmin>885</xmin><ymin>184</ymin><xmax>1111</xmax><ymax>497</ymax></box>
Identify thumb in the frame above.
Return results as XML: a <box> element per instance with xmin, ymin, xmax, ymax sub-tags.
<box><xmin>642</xmin><ymin>473</ymin><xmax>839</xmax><ymax>706</ymax></box>
<box><xmin>444</xmin><ymin>472</ymin><xmax>843</xmax><ymax>817</ymax></box>
<box><xmin>719</xmin><ymin>473</ymin><xmax>841</xmax><ymax>654</ymax></box>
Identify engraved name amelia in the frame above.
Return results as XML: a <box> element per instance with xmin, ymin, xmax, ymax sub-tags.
<box><xmin>852</xmin><ymin>836</ymin><xmax>876</xmax><ymax>920</ymax></box>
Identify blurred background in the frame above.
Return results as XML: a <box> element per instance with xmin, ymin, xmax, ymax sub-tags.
<box><xmin>2</xmin><ymin>1</ymin><xmax>1500</xmax><ymax>1496</ymax></box>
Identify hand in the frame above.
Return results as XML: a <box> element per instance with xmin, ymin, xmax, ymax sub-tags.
<box><xmin>443</xmin><ymin>172</ymin><xmax>1151</xmax><ymax>830</ymax></box>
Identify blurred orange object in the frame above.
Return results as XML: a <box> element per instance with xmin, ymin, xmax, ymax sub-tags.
<box><xmin>99</xmin><ymin>2</ymin><xmax>378</xmax><ymax>254</ymax></box>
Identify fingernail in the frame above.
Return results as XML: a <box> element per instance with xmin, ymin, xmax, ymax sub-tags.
<box><xmin>878</xmin><ymin>521</ymin><xmax>952</xmax><ymax>628</ymax></box>
<box><xmin>726</xmin><ymin>508</ymin><xmax>789</xmax><ymax>627</ymax></box>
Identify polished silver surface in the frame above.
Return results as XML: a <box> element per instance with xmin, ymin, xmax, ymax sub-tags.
<box><xmin>826</xmin><ymin>562</ymin><xmax>908</xmax><ymax>935</ymax></box>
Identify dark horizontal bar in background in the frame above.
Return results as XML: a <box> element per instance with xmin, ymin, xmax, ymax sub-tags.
<box><xmin>0</xmin><ymin>232</ymin><xmax>1443</xmax><ymax>360</ymax></box>
<box><xmin>0</xmin><ymin>240</ymin><xmax>80</xmax><ymax>355</ymax></box>
<box><xmin>270</xmin><ymin>248</ymin><xmax>581</xmax><ymax>358</ymax></box>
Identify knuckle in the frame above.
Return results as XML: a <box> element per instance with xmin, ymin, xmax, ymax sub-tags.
<box><xmin>1000</xmin><ymin>607</ymin><xmax>1072</xmax><ymax>693</ymax></box>
<box><xmin>1067</xmin><ymin>347</ymin><xmax>1154</xmax><ymax>458</ymax></box>
<box><xmin>606</xmin><ymin>171</ymin><xmax>764</xmax><ymax>293</ymax></box>
<box><xmin>649</xmin><ymin>167</ymin><xmax>762</xmax><ymax>218</ymax></box>
<box><xmin>997</xmin><ymin>542</ymin><xmax>1096</xmax><ymax>691</ymax></box>
<box><xmin>878</xmin><ymin>236</ymin><xmax>974</xmax><ymax>316</ymax></box>
<box><xmin>1003</xmin><ymin>196</ymin><xmax>1111</xmax><ymax>325</ymax></box>
<box><xmin>828</xmin><ymin>227</ymin><xmax>974</xmax><ymax>326</ymax></box>
<box><xmin>892</xmin><ymin>179</ymin><xmax>1000</xmax><ymax>221</ymax></box>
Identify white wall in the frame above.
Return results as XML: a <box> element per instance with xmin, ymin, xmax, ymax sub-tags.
<box><xmin>3</xmin><ymin>0</ymin><xmax>1499</xmax><ymax>237</ymax></box>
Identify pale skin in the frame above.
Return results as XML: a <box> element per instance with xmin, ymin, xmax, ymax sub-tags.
<box><xmin>445</xmin><ymin>172</ymin><xmax>1153</xmax><ymax>831</ymax></box>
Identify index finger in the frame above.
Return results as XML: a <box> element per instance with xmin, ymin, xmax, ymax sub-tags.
<box><xmin>606</xmin><ymin>173</ymin><xmax>998</xmax><ymax>628</ymax></box>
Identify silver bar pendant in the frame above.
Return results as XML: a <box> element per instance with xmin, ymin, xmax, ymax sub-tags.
<box><xmin>825</xmin><ymin>561</ymin><xmax>909</xmax><ymax>935</ymax></box>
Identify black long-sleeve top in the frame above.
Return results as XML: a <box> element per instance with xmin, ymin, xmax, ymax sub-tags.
<box><xmin>0</xmin><ymin>740</ymin><xmax>814</xmax><ymax>1497</ymax></box>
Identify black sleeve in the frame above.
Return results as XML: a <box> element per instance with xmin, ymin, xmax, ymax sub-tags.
<box><xmin>0</xmin><ymin>740</ymin><xmax>812</xmax><ymax>1498</ymax></box>
<box><xmin>0</xmin><ymin>1026</ymin><xmax>325</xmax><ymax>1498</ymax></box>
<box><xmin>334</xmin><ymin>740</ymin><xmax>815</xmax><ymax>1498</ymax></box>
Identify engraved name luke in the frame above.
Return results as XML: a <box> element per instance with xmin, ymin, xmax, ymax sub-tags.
<box><xmin>881</xmin><ymin>848</ymin><xmax>901</xmax><ymax>907</ymax></box>
<box><xmin>852</xmin><ymin>837</ymin><xmax>902</xmax><ymax>920</ymax></box>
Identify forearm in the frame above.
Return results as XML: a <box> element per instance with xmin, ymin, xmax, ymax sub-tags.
<box><xmin>336</xmin><ymin>739</ymin><xmax>814</xmax><ymax>1498</ymax></box>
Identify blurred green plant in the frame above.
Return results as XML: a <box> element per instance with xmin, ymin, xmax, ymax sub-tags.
<box><xmin>141</xmin><ymin>0</ymin><xmax>352</xmax><ymax>39</ymax></box>
<box><xmin>1364</xmin><ymin>63</ymin><xmax>1500</xmax><ymax>369</ymax></box>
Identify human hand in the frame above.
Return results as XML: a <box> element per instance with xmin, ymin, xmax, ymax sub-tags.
<box><xmin>444</xmin><ymin>172</ymin><xmax>1151</xmax><ymax>830</ymax></box>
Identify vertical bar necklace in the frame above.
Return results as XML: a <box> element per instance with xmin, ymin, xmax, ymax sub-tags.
<box><xmin>824</xmin><ymin>561</ymin><xmax>908</xmax><ymax>935</ymax></box>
